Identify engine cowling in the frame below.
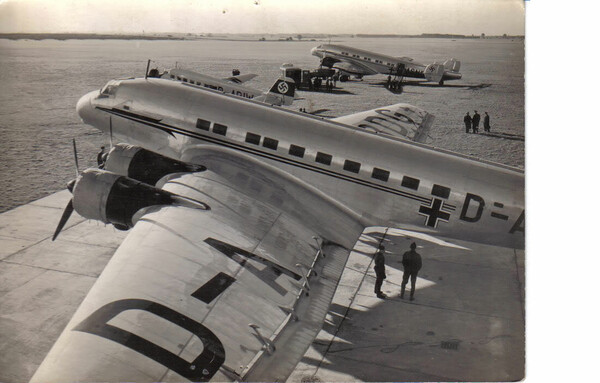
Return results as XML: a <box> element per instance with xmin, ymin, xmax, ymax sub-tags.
<box><xmin>72</xmin><ymin>169</ymin><xmax>208</xmax><ymax>230</ymax></box>
<box><xmin>104</xmin><ymin>144</ymin><xmax>205</xmax><ymax>185</ymax></box>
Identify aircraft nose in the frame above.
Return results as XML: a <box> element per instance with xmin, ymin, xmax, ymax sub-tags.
<box><xmin>311</xmin><ymin>47</ymin><xmax>321</xmax><ymax>58</ymax></box>
<box><xmin>76</xmin><ymin>90</ymin><xmax>98</xmax><ymax>123</ymax></box>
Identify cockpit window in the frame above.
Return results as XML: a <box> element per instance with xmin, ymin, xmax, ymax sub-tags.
<box><xmin>100</xmin><ymin>80</ymin><xmax>120</xmax><ymax>97</ymax></box>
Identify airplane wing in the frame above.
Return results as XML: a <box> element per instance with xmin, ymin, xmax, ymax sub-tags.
<box><xmin>223</xmin><ymin>74</ymin><xmax>258</xmax><ymax>84</ymax></box>
<box><xmin>31</xmin><ymin>146</ymin><xmax>365</xmax><ymax>383</ymax></box>
<box><xmin>331</xmin><ymin>103</ymin><xmax>435</xmax><ymax>143</ymax></box>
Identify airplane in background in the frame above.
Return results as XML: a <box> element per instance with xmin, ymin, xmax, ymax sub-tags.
<box><xmin>311</xmin><ymin>44</ymin><xmax>462</xmax><ymax>85</ymax></box>
<box><xmin>148</xmin><ymin>66</ymin><xmax>296</xmax><ymax>106</ymax></box>
<box><xmin>32</xmin><ymin>76</ymin><xmax>523</xmax><ymax>382</ymax></box>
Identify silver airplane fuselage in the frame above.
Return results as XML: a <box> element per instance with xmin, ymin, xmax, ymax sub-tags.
<box><xmin>77</xmin><ymin>78</ymin><xmax>523</xmax><ymax>249</ymax></box>
<box><xmin>312</xmin><ymin>44</ymin><xmax>462</xmax><ymax>82</ymax></box>
<box><xmin>162</xmin><ymin>69</ymin><xmax>261</xmax><ymax>101</ymax></box>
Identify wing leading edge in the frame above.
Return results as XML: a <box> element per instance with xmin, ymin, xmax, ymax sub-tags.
<box><xmin>31</xmin><ymin>146</ymin><xmax>366</xmax><ymax>382</ymax></box>
<box><xmin>332</xmin><ymin>103</ymin><xmax>435</xmax><ymax>143</ymax></box>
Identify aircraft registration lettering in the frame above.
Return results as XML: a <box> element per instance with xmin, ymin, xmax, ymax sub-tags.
<box><xmin>232</xmin><ymin>90</ymin><xmax>253</xmax><ymax>99</ymax></box>
<box><xmin>459</xmin><ymin>193</ymin><xmax>485</xmax><ymax>223</ymax></box>
<box><xmin>459</xmin><ymin>193</ymin><xmax>525</xmax><ymax>235</ymax></box>
<box><xmin>73</xmin><ymin>299</ymin><xmax>225</xmax><ymax>381</ymax></box>
<box><xmin>509</xmin><ymin>210</ymin><xmax>525</xmax><ymax>234</ymax></box>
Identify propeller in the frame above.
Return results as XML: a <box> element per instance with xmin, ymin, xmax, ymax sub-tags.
<box><xmin>52</xmin><ymin>139</ymin><xmax>81</xmax><ymax>241</ymax></box>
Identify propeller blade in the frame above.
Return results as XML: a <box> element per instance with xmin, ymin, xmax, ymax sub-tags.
<box><xmin>66</xmin><ymin>178</ymin><xmax>76</xmax><ymax>193</ymax></box>
<box><xmin>52</xmin><ymin>199</ymin><xmax>74</xmax><ymax>241</ymax></box>
<box><xmin>72</xmin><ymin>138</ymin><xmax>80</xmax><ymax>177</ymax></box>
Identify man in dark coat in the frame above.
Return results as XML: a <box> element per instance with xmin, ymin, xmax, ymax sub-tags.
<box><xmin>400</xmin><ymin>242</ymin><xmax>422</xmax><ymax>301</ymax></box>
<box><xmin>484</xmin><ymin>112</ymin><xmax>491</xmax><ymax>132</ymax></box>
<box><xmin>464</xmin><ymin>112</ymin><xmax>472</xmax><ymax>133</ymax></box>
<box><xmin>374</xmin><ymin>245</ymin><xmax>387</xmax><ymax>299</ymax></box>
<box><xmin>472</xmin><ymin>111</ymin><xmax>481</xmax><ymax>133</ymax></box>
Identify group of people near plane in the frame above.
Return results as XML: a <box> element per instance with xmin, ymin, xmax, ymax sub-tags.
<box><xmin>308</xmin><ymin>75</ymin><xmax>337</xmax><ymax>92</ymax></box>
<box><xmin>373</xmin><ymin>242</ymin><xmax>422</xmax><ymax>301</ymax></box>
<box><xmin>463</xmin><ymin>111</ymin><xmax>491</xmax><ymax>133</ymax></box>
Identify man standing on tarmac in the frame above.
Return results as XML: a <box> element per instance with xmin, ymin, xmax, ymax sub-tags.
<box><xmin>484</xmin><ymin>112</ymin><xmax>491</xmax><ymax>132</ymax></box>
<box><xmin>374</xmin><ymin>245</ymin><xmax>387</xmax><ymax>299</ymax></box>
<box><xmin>472</xmin><ymin>110</ymin><xmax>481</xmax><ymax>133</ymax></box>
<box><xmin>400</xmin><ymin>242</ymin><xmax>422</xmax><ymax>301</ymax></box>
<box><xmin>464</xmin><ymin>112</ymin><xmax>472</xmax><ymax>133</ymax></box>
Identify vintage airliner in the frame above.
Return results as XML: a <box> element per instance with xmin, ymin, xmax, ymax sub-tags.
<box><xmin>151</xmin><ymin>66</ymin><xmax>296</xmax><ymax>106</ymax></box>
<box><xmin>31</xmin><ymin>75</ymin><xmax>522</xmax><ymax>382</ymax></box>
<box><xmin>311</xmin><ymin>44</ymin><xmax>462</xmax><ymax>85</ymax></box>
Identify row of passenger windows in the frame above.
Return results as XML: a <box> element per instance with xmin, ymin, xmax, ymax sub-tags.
<box><xmin>342</xmin><ymin>53</ymin><xmax>393</xmax><ymax>67</ymax></box>
<box><xmin>171</xmin><ymin>75</ymin><xmax>202</xmax><ymax>86</ymax></box>
<box><xmin>243</xmin><ymin>129</ymin><xmax>394</xmax><ymax>182</ymax></box>
<box><xmin>195</xmin><ymin>118</ymin><xmax>434</xmax><ymax>190</ymax></box>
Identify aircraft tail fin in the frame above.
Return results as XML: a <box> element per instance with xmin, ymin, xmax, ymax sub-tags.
<box><xmin>444</xmin><ymin>58</ymin><xmax>461</xmax><ymax>73</ymax></box>
<box><xmin>424</xmin><ymin>63</ymin><xmax>445</xmax><ymax>83</ymax></box>
<box><xmin>260</xmin><ymin>77</ymin><xmax>296</xmax><ymax>106</ymax></box>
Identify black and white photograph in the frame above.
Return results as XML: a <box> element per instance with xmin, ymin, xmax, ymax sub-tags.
<box><xmin>0</xmin><ymin>0</ymin><xmax>535</xmax><ymax>381</ymax></box>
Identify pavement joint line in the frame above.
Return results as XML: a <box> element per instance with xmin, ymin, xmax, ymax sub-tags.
<box><xmin>312</xmin><ymin>228</ymin><xmax>389</xmax><ymax>378</ymax></box>
<box><xmin>1</xmin><ymin>220</ymin><xmax>119</xmax><ymax>260</ymax></box>
<box><xmin>0</xmin><ymin>259</ymin><xmax>99</xmax><ymax>279</ymax></box>
<box><xmin>326</xmin><ymin>339</ymin><xmax>447</xmax><ymax>354</ymax></box>
<box><xmin>326</xmin><ymin>353</ymin><xmax>457</xmax><ymax>381</ymax></box>
<box><xmin>352</xmin><ymin>290</ymin><xmax>524</xmax><ymax>321</ymax></box>
<box><xmin>52</xmin><ymin>236</ymin><xmax>122</xmax><ymax>250</ymax></box>
<box><xmin>425</xmin><ymin>256</ymin><xmax>520</xmax><ymax>270</ymax></box>
<box><xmin>0</xmin><ymin>265</ymin><xmax>48</xmax><ymax>298</ymax></box>
<box><xmin>28</xmin><ymin>203</ymin><xmax>66</xmax><ymax>210</ymax></box>
<box><xmin>0</xmin><ymin>234</ymin><xmax>55</xmax><ymax>259</ymax></box>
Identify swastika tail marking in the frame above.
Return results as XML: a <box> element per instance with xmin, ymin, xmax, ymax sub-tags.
<box><xmin>277</xmin><ymin>82</ymin><xmax>289</xmax><ymax>94</ymax></box>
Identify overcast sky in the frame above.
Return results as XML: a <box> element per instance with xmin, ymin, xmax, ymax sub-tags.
<box><xmin>0</xmin><ymin>0</ymin><xmax>525</xmax><ymax>35</ymax></box>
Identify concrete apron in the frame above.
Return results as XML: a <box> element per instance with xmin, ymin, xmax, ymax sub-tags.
<box><xmin>288</xmin><ymin>226</ymin><xmax>525</xmax><ymax>382</ymax></box>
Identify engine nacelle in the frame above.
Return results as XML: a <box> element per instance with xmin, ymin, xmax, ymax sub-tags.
<box><xmin>104</xmin><ymin>144</ymin><xmax>205</xmax><ymax>185</ymax></box>
<box><xmin>72</xmin><ymin>169</ymin><xmax>208</xmax><ymax>230</ymax></box>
